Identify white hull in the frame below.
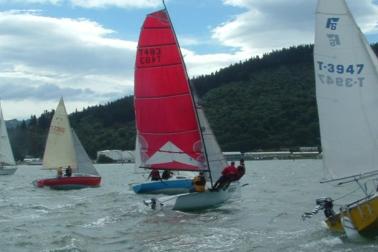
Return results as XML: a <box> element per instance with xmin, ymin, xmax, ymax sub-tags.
<box><xmin>145</xmin><ymin>182</ymin><xmax>239</xmax><ymax>211</ymax></box>
<box><xmin>0</xmin><ymin>166</ymin><xmax>17</xmax><ymax>175</ymax></box>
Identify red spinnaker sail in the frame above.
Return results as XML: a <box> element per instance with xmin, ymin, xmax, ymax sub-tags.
<box><xmin>134</xmin><ymin>10</ymin><xmax>205</xmax><ymax>171</ymax></box>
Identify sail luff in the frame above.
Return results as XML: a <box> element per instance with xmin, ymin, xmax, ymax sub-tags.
<box><xmin>0</xmin><ymin>103</ymin><xmax>15</xmax><ymax>165</ymax></box>
<box><xmin>161</xmin><ymin>7</ymin><xmax>215</xmax><ymax>185</ymax></box>
<box><xmin>315</xmin><ymin>0</ymin><xmax>378</xmax><ymax>180</ymax></box>
<box><xmin>42</xmin><ymin>98</ymin><xmax>77</xmax><ymax>170</ymax></box>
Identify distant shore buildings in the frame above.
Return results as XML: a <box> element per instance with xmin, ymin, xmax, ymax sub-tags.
<box><xmin>96</xmin><ymin>147</ymin><xmax>321</xmax><ymax>164</ymax></box>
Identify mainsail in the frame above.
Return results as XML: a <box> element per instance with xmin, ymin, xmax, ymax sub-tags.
<box><xmin>134</xmin><ymin>10</ymin><xmax>204</xmax><ymax>172</ymax></box>
<box><xmin>43</xmin><ymin>98</ymin><xmax>77</xmax><ymax>170</ymax></box>
<box><xmin>315</xmin><ymin>0</ymin><xmax>378</xmax><ymax>180</ymax></box>
<box><xmin>134</xmin><ymin>9</ymin><xmax>226</xmax><ymax>183</ymax></box>
<box><xmin>0</xmin><ymin>103</ymin><xmax>15</xmax><ymax>165</ymax></box>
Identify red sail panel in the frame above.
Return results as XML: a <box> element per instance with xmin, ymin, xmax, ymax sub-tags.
<box><xmin>134</xmin><ymin>10</ymin><xmax>205</xmax><ymax>171</ymax></box>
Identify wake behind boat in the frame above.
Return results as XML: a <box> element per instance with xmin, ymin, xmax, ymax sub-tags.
<box><xmin>134</xmin><ymin>6</ymin><xmax>241</xmax><ymax>211</ymax></box>
<box><xmin>0</xmin><ymin>101</ymin><xmax>17</xmax><ymax>176</ymax></box>
<box><xmin>33</xmin><ymin>98</ymin><xmax>101</xmax><ymax>190</ymax></box>
<box><xmin>302</xmin><ymin>0</ymin><xmax>378</xmax><ymax>239</ymax></box>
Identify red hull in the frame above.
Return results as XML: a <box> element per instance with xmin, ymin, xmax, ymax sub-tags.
<box><xmin>34</xmin><ymin>176</ymin><xmax>101</xmax><ymax>190</ymax></box>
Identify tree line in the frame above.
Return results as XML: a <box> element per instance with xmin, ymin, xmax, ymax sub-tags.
<box><xmin>8</xmin><ymin>44</ymin><xmax>378</xmax><ymax>160</ymax></box>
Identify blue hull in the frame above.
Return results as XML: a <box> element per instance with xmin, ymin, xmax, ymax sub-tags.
<box><xmin>132</xmin><ymin>179</ymin><xmax>193</xmax><ymax>195</ymax></box>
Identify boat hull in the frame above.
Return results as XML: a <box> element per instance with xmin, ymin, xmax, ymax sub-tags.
<box><xmin>325</xmin><ymin>194</ymin><xmax>378</xmax><ymax>238</ymax></box>
<box><xmin>143</xmin><ymin>183</ymin><xmax>239</xmax><ymax>211</ymax></box>
<box><xmin>33</xmin><ymin>176</ymin><xmax>101</xmax><ymax>190</ymax></box>
<box><xmin>132</xmin><ymin>179</ymin><xmax>193</xmax><ymax>195</ymax></box>
<box><xmin>0</xmin><ymin>167</ymin><xmax>17</xmax><ymax>175</ymax></box>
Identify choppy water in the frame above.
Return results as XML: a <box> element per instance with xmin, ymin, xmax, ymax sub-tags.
<box><xmin>1</xmin><ymin>160</ymin><xmax>378</xmax><ymax>251</ymax></box>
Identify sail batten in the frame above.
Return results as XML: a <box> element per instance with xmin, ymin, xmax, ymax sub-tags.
<box><xmin>315</xmin><ymin>0</ymin><xmax>378</xmax><ymax>180</ymax></box>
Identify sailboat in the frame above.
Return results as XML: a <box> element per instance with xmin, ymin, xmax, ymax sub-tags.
<box><xmin>0</xmin><ymin>102</ymin><xmax>17</xmax><ymax>175</ymax></box>
<box><xmin>303</xmin><ymin>0</ymin><xmax>378</xmax><ymax>238</ymax></box>
<box><xmin>134</xmin><ymin>7</ymin><xmax>239</xmax><ymax>211</ymax></box>
<box><xmin>33</xmin><ymin>98</ymin><xmax>101</xmax><ymax>190</ymax></box>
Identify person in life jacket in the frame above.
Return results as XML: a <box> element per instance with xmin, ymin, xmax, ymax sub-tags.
<box><xmin>57</xmin><ymin>167</ymin><xmax>63</xmax><ymax>178</ymax></box>
<box><xmin>65</xmin><ymin>165</ymin><xmax>72</xmax><ymax>177</ymax></box>
<box><xmin>235</xmin><ymin>159</ymin><xmax>245</xmax><ymax>180</ymax></box>
<box><xmin>213</xmin><ymin>161</ymin><xmax>238</xmax><ymax>190</ymax></box>
<box><xmin>148</xmin><ymin>169</ymin><xmax>161</xmax><ymax>181</ymax></box>
<box><xmin>161</xmin><ymin>170</ymin><xmax>173</xmax><ymax>180</ymax></box>
<box><xmin>192</xmin><ymin>171</ymin><xmax>206</xmax><ymax>192</ymax></box>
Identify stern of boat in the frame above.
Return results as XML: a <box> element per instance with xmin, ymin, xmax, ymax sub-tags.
<box><xmin>326</xmin><ymin>194</ymin><xmax>378</xmax><ymax>237</ymax></box>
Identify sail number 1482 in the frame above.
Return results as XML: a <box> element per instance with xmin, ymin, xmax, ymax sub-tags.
<box><xmin>317</xmin><ymin>61</ymin><xmax>364</xmax><ymax>75</ymax></box>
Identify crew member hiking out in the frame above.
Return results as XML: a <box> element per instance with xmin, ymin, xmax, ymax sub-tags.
<box><xmin>213</xmin><ymin>161</ymin><xmax>238</xmax><ymax>190</ymax></box>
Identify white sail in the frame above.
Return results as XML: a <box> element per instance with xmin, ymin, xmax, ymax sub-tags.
<box><xmin>71</xmin><ymin>130</ymin><xmax>98</xmax><ymax>175</ymax></box>
<box><xmin>0</xmin><ymin>103</ymin><xmax>15</xmax><ymax>165</ymax></box>
<box><xmin>315</xmin><ymin>0</ymin><xmax>378</xmax><ymax>180</ymax></box>
<box><xmin>196</xmin><ymin>106</ymin><xmax>227</xmax><ymax>183</ymax></box>
<box><xmin>42</xmin><ymin>98</ymin><xmax>77</xmax><ymax>170</ymax></box>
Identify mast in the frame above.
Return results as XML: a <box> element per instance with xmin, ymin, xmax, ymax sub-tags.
<box><xmin>162</xmin><ymin>4</ymin><xmax>214</xmax><ymax>187</ymax></box>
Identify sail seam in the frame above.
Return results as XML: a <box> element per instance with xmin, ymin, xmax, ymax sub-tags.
<box><xmin>138</xmin><ymin>129</ymin><xmax>198</xmax><ymax>135</ymax></box>
<box><xmin>136</xmin><ymin>62</ymin><xmax>182</xmax><ymax>69</ymax></box>
<box><xmin>136</xmin><ymin>92</ymin><xmax>190</xmax><ymax>100</ymax></box>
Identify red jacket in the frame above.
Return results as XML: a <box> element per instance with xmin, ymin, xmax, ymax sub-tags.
<box><xmin>222</xmin><ymin>164</ymin><xmax>237</xmax><ymax>176</ymax></box>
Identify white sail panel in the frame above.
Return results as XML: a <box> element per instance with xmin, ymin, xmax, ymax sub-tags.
<box><xmin>42</xmin><ymin>98</ymin><xmax>77</xmax><ymax>170</ymax></box>
<box><xmin>196</xmin><ymin>106</ymin><xmax>227</xmax><ymax>183</ymax></box>
<box><xmin>71</xmin><ymin>130</ymin><xmax>98</xmax><ymax>176</ymax></box>
<box><xmin>315</xmin><ymin>0</ymin><xmax>378</xmax><ymax>179</ymax></box>
<box><xmin>0</xmin><ymin>103</ymin><xmax>15</xmax><ymax>165</ymax></box>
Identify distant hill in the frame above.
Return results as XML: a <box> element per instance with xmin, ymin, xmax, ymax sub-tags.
<box><xmin>8</xmin><ymin>44</ymin><xmax>378</xmax><ymax>161</ymax></box>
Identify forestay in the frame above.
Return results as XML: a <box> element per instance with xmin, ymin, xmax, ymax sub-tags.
<box><xmin>315</xmin><ymin>0</ymin><xmax>378</xmax><ymax>180</ymax></box>
<box><xmin>43</xmin><ymin>98</ymin><xmax>77</xmax><ymax>170</ymax></box>
<box><xmin>0</xmin><ymin>103</ymin><xmax>15</xmax><ymax>165</ymax></box>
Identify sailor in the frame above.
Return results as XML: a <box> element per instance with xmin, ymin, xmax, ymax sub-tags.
<box><xmin>148</xmin><ymin>169</ymin><xmax>161</xmax><ymax>181</ymax></box>
<box><xmin>57</xmin><ymin>167</ymin><xmax>63</xmax><ymax>178</ymax></box>
<box><xmin>161</xmin><ymin>170</ymin><xmax>173</xmax><ymax>180</ymax></box>
<box><xmin>192</xmin><ymin>171</ymin><xmax>206</xmax><ymax>192</ymax></box>
<box><xmin>65</xmin><ymin>165</ymin><xmax>72</xmax><ymax>177</ymax></box>
<box><xmin>323</xmin><ymin>198</ymin><xmax>336</xmax><ymax>218</ymax></box>
<box><xmin>236</xmin><ymin>159</ymin><xmax>246</xmax><ymax>180</ymax></box>
<box><xmin>213</xmin><ymin>161</ymin><xmax>238</xmax><ymax>190</ymax></box>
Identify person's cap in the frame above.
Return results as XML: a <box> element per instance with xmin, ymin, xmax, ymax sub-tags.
<box><xmin>231</xmin><ymin>161</ymin><xmax>235</xmax><ymax>165</ymax></box>
<box><xmin>240</xmin><ymin>159</ymin><xmax>244</xmax><ymax>162</ymax></box>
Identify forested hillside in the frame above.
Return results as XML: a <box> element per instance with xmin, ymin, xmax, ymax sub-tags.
<box><xmin>9</xmin><ymin>44</ymin><xmax>377</xmax><ymax>161</ymax></box>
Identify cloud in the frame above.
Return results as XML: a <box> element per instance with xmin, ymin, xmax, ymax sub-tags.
<box><xmin>0</xmin><ymin>11</ymin><xmax>135</xmax><ymax>99</ymax></box>
<box><xmin>0</xmin><ymin>0</ymin><xmax>62</xmax><ymax>4</ymax></box>
<box><xmin>214</xmin><ymin>0</ymin><xmax>378</xmax><ymax>56</ymax></box>
<box><xmin>69</xmin><ymin>0</ymin><xmax>162</xmax><ymax>9</ymax></box>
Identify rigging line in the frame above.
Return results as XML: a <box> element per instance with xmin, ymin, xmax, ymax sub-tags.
<box><xmin>332</xmin><ymin>187</ymin><xmax>364</xmax><ymax>202</ymax></box>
